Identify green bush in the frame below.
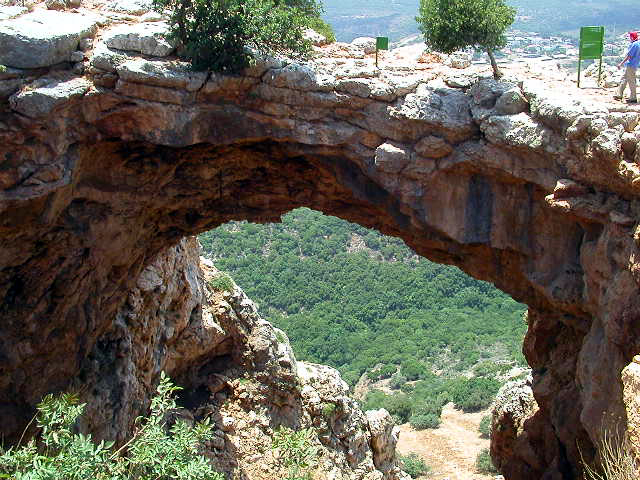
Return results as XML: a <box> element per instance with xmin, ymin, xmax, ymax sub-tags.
<box><xmin>0</xmin><ymin>65</ymin><xmax>6</xmax><ymax>73</ymax></box>
<box><xmin>321</xmin><ymin>402</ymin><xmax>336</xmax><ymax>418</ymax></box>
<box><xmin>400</xmin><ymin>359</ymin><xmax>427</xmax><ymax>381</ymax></box>
<box><xmin>475</xmin><ymin>448</ymin><xmax>498</xmax><ymax>474</ymax></box>
<box><xmin>399</xmin><ymin>452</ymin><xmax>430</xmax><ymax>478</ymax></box>
<box><xmin>478</xmin><ymin>414</ymin><xmax>492</xmax><ymax>438</ymax></box>
<box><xmin>306</xmin><ymin>16</ymin><xmax>336</xmax><ymax>43</ymax></box>
<box><xmin>409</xmin><ymin>413</ymin><xmax>440</xmax><ymax>430</ymax></box>
<box><xmin>450</xmin><ymin>377</ymin><xmax>500</xmax><ymax>412</ymax></box>
<box><xmin>367</xmin><ymin>364</ymin><xmax>396</xmax><ymax>381</ymax></box>
<box><xmin>271</xmin><ymin>426</ymin><xmax>318</xmax><ymax>480</ymax></box>
<box><xmin>389</xmin><ymin>373</ymin><xmax>407</xmax><ymax>390</ymax></box>
<box><xmin>152</xmin><ymin>0</ymin><xmax>321</xmax><ymax>73</ymax></box>
<box><xmin>208</xmin><ymin>272</ymin><xmax>235</xmax><ymax>292</ymax></box>
<box><xmin>0</xmin><ymin>372</ymin><xmax>223</xmax><ymax>480</ymax></box>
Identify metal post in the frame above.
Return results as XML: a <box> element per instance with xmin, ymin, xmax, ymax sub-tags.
<box><xmin>577</xmin><ymin>55</ymin><xmax>582</xmax><ymax>88</ymax></box>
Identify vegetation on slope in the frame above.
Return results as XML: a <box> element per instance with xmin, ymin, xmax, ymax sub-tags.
<box><xmin>322</xmin><ymin>0</ymin><xmax>639</xmax><ymax>43</ymax></box>
<box><xmin>199</xmin><ymin>208</ymin><xmax>527</xmax><ymax>391</ymax></box>
<box><xmin>0</xmin><ymin>373</ymin><xmax>222</xmax><ymax>479</ymax></box>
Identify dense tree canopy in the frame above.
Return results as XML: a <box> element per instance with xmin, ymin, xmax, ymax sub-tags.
<box><xmin>153</xmin><ymin>0</ymin><xmax>325</xmax><ymax>72</ymax></box>
<box><xmin>416</xmin><ymin>0</ymin><xmax>515</xmax><ymax>78</ymax></box>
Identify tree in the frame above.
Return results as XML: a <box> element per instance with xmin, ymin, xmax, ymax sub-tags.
<box><xmin>416</xmin><ymin>0</ymin><xmax>515</xmax><ymax>79</ymax></box>
<box><xmin>153</xmin><ymin>0</ymin><xmax>322</xmax><ymax>73</ymax></box>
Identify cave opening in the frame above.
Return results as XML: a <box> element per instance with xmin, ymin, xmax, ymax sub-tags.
<box><xmin>198</xmin><ymin>206</ymin><xmax>530</xmax><ymax>478</ymax></box>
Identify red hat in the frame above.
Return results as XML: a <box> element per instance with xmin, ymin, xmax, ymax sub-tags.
<box><xmin>630</xmin><ymin>31</ymin><xmax>638</xmax><ymax>41</ymax></box>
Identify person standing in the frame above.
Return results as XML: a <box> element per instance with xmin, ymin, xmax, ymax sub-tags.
<box><xmin>614</xmin><ymin>31</ymin><xmax>640</xmax><ymax>103</ymax></box>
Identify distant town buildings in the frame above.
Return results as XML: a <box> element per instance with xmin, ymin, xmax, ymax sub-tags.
<box><xmin>471</xmin><ymin>29</ymin><xmax>635</xmax><ymax>69</ymax></box>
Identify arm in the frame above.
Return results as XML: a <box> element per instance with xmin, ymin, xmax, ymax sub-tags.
<box><xmin>618</xmin><ymin>54</ymin><xmax>631</xmax><ymax>68</ymax></box>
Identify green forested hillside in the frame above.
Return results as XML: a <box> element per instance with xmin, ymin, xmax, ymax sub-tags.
<box><xmin>321</xmin><ymin>0</ymin><xmax>638</xmax><ymax>42</ymax></box>
<box><xmin>199</xmin><ymin>208</ymin><xmax>527</xmax><ymax>389</ymax></box>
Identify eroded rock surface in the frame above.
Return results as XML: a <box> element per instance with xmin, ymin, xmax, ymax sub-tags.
<box><xmin>2</xmin><ymin>6</ymin><xmax>640</xmax><ymax>480</ymax></box>
<box><xmin>74</xmin><ymin>236</ymin><xmax>407</xmax><ymax>479</ymax></box>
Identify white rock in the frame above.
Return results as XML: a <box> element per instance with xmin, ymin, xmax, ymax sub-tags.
<box><xmin>303</xmin><ymin>28</ymin><xmax>328</xmax><ymax>46</ymax></box>
<box><xmin>116</xmin><ymin>57</ymin><xmax>207</xmax><ymax>91</ymax></box>
<box><xmin>0</xmin><ymin>6</ymin><xmax>27</xmax><ymax>21</ymax></box>
<box><xmin>0</xmin><ymin>10</ymin><xmax>102</xmax><ymax>68</ymax></box>
<box><xmin>351</xmin><ymin>37</ymin><xmax>376</xmax><ymax>55</ymax></box>
<box><xmin>102</xmin><ymin>22</ymin><xmax>175</xmax><ymax>57</ymax></box>
<box><xmin>107</xmin><ymin>0</ymin><xmax>153</xmax><ymax>15</ymax></box>
<box><xmin>9</xmin><ymin>77</ymin><xmax>91</xmax><ymax>118</ymax></box>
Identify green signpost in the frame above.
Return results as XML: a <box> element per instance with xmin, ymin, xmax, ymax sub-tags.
<box><xmin>376</xmin><ymin>36</ymin><xmax>389</xmax><ymax>68</ymax></box>
<box><xmin>578</xmin><ymin>26</ymin><xmax>605</xmax><ymax>87</ymax></box>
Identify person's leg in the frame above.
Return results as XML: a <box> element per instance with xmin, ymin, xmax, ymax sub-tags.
<box><xmin>616</xmin><ymin>67</ymin><xmax>628</xmax><ymax>99</ymax></box>
<box><xmin>628</xmin><ymin>66</ymin><xmax>637</xmax><ymax>101</ymax></box>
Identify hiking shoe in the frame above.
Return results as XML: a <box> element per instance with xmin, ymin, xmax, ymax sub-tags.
<box><xmin>614</xmin><ymin>95</ymin><xmax>622</xmax><ymax>100</ymax></box>
<box><xmin>627</xmin><ymin>98</ymin><xmax>638</xmax><ymax>104</ymax></box>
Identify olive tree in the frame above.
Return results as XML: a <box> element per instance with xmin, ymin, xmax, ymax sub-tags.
<box><xmin>416</xmin><ymin>0</ymin><xmax>515</xmax><ymax>79</ymax></box>
<box><xmin>153</xmin><ymin>0</ymin><xmax>324</xmax><ymax>73</ymax></box>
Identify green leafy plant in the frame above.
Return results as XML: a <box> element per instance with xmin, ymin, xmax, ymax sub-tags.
<box><xmin>0</xmin><ymin>65</ymin><xmax>7</xmax><ymax>73</ymax></box>
<box><xmin>207</xmin><ymin>272</ymin><xmax>235</xmax><ymax>292</ymax></box>
<box><xmin>152</xmin><ymin>0</ymin><xmax>322</xmax><ymax>73</ymax></box>
<box><xmin>416</xmin><ymin>0</ymin><xmax>516</xmax><ymax>78</ymax></box>
<box><xmin>409</xmin><ymin>412</ymin><xmax>440</xmax><ymax>430</ymax></box>
<box><xmin>321</xmin><ymin>402</ymin><xmax>336</xmax><ymax>418</ymax></box>
<box><xmin>0</xmin><ymin>372</ymin><xmax>223</xmax><ymax>480</ymax></box>
<box><xmin>399</xmin><ymin>452</ymin><xmax>430</xmax><ymax>478</ymax></box>
<box><xmin>475</xmin><ymin>448</ymin><xmax>498</xmax><ymax>474</ymax></box>
<box><xmin>307</xmin><ymin>16</ymin><xmax>335</xmax><ymax>43</ymax></box>
<box><xmin>271</xmin><ymin>426</ymin><xmax>318</xmax><ymax>480</ymax></box>
<box><xmin>478</xmin><ymin>414</ymin><xmax>492</xmax><ymax>438</ymax></box>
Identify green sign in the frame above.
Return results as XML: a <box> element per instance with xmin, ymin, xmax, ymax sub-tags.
<box><xmin>577</xmin><ymin>26</ymin><xmax>605</xmax><ymax>87</ymax></box>
<box><xmin>580</xmin><ymin>26</ymin><xmax>604</xmax><ymax>59</ymax></box>
<box><xmin>376</xmin><ymin>37</ymin><xmax>389</xmax><ymax>50</ymax></box>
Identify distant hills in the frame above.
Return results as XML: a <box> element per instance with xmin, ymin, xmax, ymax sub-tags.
<box><xmin>322</xmin><ymin>0</ymin><xmax>639</xmax><ymax>43</ymax></box>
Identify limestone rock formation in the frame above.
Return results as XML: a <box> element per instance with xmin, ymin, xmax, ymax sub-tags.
<box><xmin>73</xmin><ymin>235</ymin><xmax>407</xmax><ymax>479</ymax></box>
<box><xmin>2</xmin><ymin>6</ymin><xmax>640</xmax><ymax>480</ymax></box>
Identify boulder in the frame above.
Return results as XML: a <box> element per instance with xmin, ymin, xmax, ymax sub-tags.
<box><xmin>102</xmin><ymin>22</ymin><xmax>175</xmax><ymax>57</ymax></box>
<box><xmin>9</xmin><ymin>77</ymin><xmax>91</xmax><ymax>118</ymax></box>
<box><xmin>0</xmin><ymin>6</ymin><xmax>26</xmax><ymax>21</ymax></box>
<box><xmin>490</xmin><ymin>376</ymin><xmax>538</xmax><ymax>474</ymax></box>
<box><xmin>116</xmin><ymin>57</ymin><xmax>208</xmax><ymax>91</ymax></box>
<box><xmin>0</xmin><ymin>10</ymin><xmax>101</xmax><ymax>68</ymax></box>
<box><xmin>351</xmin><ymin>37</ymin><xmax>376</xmax><ymax>55</ymax></box>
<box><xmin>495</xmin><ymin>87</ymin><xmax>529</xmax><ymax>115</ymax></box>
<box><xmin>446</xmin><ymin>51</ymin><xmax>472</xmax><ymax>69</ymax></box>
<box><xmin>303</xmin><ymin>28</ymin><xmax>328</xmax><ymax>46</ymax></box>
<box><xmin>107</xmin><ymin>0</ymin><xmax>153</xmax><ymax>15</ymax></box>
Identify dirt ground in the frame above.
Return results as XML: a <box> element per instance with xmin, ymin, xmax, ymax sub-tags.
<box><xmin>396</xmin><ymin>403</ymin><xmax>497</xmax><ymax>480</ymax></box>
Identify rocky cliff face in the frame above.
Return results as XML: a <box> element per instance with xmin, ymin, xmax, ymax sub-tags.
<box><xmin>73</xmin><ymin>235</ymin><xmax>407</xmax><ymax>480</ymax></box>
<box><xmin>2</xmin><ymin>3</ymin><xmax>640</xmax><ymax>479</ymax></box>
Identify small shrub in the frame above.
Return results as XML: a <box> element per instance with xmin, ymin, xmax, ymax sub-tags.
<box><xmin>478</xmin><ymin>414</ymin><xmax>492</xmax><ymax>438</ymax></box>
<box><xmin>399</xmin><ymin>452</ymin><xmax>430</xmax><ymax>478</ymax></box>
<box><xmin>208</xmin><ymin>272</ymin><xmax>235</xmax><ymax>292</ymax></box>
<box><xmin>275</xmin><ymin>329</ymin><xmax>288</xmax><ymax>344</ymax></box>
<box><xmin>321</xmin><ymin>402</ymin><xmax>336</xmax><ymax>418</ymax></box>
<box><xmin>306</xmin><ymin>17</ymin><xmax>336</xmax><ymax>43</ymax></box>
<box><xmin>450</xmin><ymin>377</ymin><xmax>501</xmax><ymax>412</ymax></box>
<box><xmin>400</xmin><ymin>359</ymin><xmax>427</xmax><ymax>381</ymax></box>
<box><xmin>475</xmin><ymin>448</ymin><xmax>498</xmax><ymax>474</ymax></box>
<box><xmin>368</xmin><ymin>364</ymin><xmax>396</xmax><ymax>381</ymax></box>
<box><xmin>582</xmin><ymin>428</ymin><xmax>638</xmax><ymax>480</ymax></box>
<box><xmin>0</xmin><ymin>372</ymin><xmax>223</xmax><ymax>480</ymax></box>
<box><xmin>0</xmin><ymin>65</ymin><xmax>7</xmax><ymax>73</ymax></box>
<box><xmin>409</xmin><ymin>413</ymin><xmax>440</xmax><ymax>430</ymax></box>
<box><xmin>272</xmin><ymin>426</ymin><xmax>318</xmax><ymax>480</ymax></box>
<box><xmin>389</xmin><ymin>374</ymin><xmax>407</xmax><ymax>390</ymax></box>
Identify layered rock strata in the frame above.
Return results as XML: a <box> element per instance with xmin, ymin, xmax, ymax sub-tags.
<box><xmin>2</xmin><ymin>6</ymin><xmax>640</xmax><ymax>479</ymax></box>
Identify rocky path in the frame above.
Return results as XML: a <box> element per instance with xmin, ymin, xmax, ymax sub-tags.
<box><xmin>396</xmin><ymin>403</ymin><xmax>495</xmax><ymax>480</ymax></box>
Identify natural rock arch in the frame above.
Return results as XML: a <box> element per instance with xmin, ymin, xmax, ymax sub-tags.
<box><xmin>2</xmin><ymin>24</ymin><xmax>640</xmax><ymax>478</ymax></box>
